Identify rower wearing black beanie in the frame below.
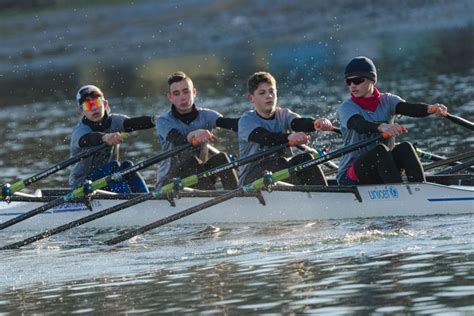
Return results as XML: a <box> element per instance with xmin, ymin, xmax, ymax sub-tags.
<box><xmin>337</xmin><ymin>56</ymin><xmax>448</xmax><ymax>185</ymax></box>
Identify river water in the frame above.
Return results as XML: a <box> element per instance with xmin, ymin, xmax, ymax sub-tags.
<box><xmin>0</xmin><ymin>1</ymin><xmax>473</xmax><ymax>314</ymax></box>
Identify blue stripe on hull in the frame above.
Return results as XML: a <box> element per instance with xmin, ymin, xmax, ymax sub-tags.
<box><xmin>428</xmin><ymin>197</ymin><xmax>474</xmax><ymax>202</ymax></box>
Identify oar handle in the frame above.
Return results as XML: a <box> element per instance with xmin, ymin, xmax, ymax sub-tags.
<box><xmin>315</xmin><ymin>122</ymin><xmax>341</xmax><ymax>135</ymax></box>
<box><xmin>429</xmin><ymin>106</ymin><xmax>474</xmax><ymax>131</ymax></box>
<box><xmin>332</xmin><ymin>127</ymin><xmax>342</xmax><ymax>134</ymax></box>
<box><xmin>445</xmin><ymin>113</ymin><xmax>474</xmax><ymax>131</ymax></box>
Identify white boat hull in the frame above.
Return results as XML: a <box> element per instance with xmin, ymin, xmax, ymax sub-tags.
<box><xmin>0</xmin><ymin>183</ymin><xmax>473</xmax><ymax>231</ymax></box>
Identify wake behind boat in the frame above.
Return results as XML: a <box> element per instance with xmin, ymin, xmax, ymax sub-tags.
<box><xmin>1</xmin><ymin>175</ymin><xmax>472</xmax><ymax>232</ymax></box>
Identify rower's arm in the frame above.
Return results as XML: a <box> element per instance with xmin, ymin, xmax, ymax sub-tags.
<box><xmin>216</xmin><ymin>117</ymin><xmax>239</xmax><ymax>132</ymax></box>
<box><xmin>79</xmin><ymin>132</ymin><xmax>105</xmax><ymax>147</ymax></box>
<box><xmin>291</xmin><ymin>117</ymin><xmax>316</xmax><ymax>132</ymax></box>
<box><xmin>248</xmin><ymin>127</ymin><xmax>290</xmax><ymax>146</ymax></box>
<box><xmin>395</xmin><ymin>102</ymin><xmax>430</xmax><ymax>117</ymax></box>
<box><xmin>347</xmin><ymin>115</ymin><xmax>380</xmax><ymax>134</ymax></box>
<box><xmin>123</xmin><ymin>116</ymin><xmax>156</xmax><ymax>132</ymax></box>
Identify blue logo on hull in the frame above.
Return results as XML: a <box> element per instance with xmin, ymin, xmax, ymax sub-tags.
<box><xmin>368</xmin><ymin>186</ymin><xmax>399</xmax><ymax>200</ymax></box>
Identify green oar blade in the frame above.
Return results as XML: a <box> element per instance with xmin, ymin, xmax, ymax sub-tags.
<box><xmin>0</xmin><ymin>143</ymin><xmax>192</xmax><ymax>231</ymax></box>
<box><xmin>0</xmin><ymin>143</ymin><xmax>109</xmax><ymax>200</ymax></box>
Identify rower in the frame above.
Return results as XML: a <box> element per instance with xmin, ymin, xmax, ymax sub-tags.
<box><xmin>337</xmin><ymin>56</ymin><xmax>448</xmax><ymax>185</ymax></box>
<box><xmin>238</xmin><ymin>71</ymin><xmax>334</xmax><ymax>186</ymax></box>
<box><xmin>155</xmin><ymin>72</ymin><xmax>239</xmax><ymax>190</ymax></box>
<box><xmin>69</xmin><ymin>85</ymin><xmax>156</xmax><ymax>193</ymax></box>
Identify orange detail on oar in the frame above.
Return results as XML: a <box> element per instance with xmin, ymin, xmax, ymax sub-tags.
<box><xmin>428</xmin><ymin>107</ymin><xmax>448</xmax><ymax>117</ymax></box>
<box><xmin>288</xmin><ymin>140</ymin><xmax>298</xmax><ymax>146</ymax></box>
<box><xmin>380</xmin><ymin>124</ymin><xmax>407</xmax><ymax>139</ymax></box>
<box><xmin>191</xmin><ymin>138</ymin><xmax>201</xmax><ymax>146</ymax></box>
<box><xmin>316</xmin><ymin>122</ymin><xmax>340</xmax><ymax>134</ymax></box>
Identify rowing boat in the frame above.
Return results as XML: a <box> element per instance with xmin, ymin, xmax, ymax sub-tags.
<box><xmin>1</xmin><ymin>175</ymin><xmax>472</xmax><ymax>232</ymax></box>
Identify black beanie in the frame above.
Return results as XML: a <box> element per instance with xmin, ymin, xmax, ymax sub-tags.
<box><xmin>344</xmin><ymin>56</ymin><xmax>377</xmax><ymax>81</ymax></box>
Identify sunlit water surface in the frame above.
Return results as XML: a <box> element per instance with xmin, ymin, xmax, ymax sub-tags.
<box><xmin>0</xmin><ymin>215</ymin><xmax>473</xmax><ymax>314</ymax></box>
<box><xmin>0</xmin><ymin>22</ymin><xmax>473</xmax><ymax>315</ymax></box>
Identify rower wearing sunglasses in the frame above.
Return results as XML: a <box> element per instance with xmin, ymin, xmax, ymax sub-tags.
<box><xmin>69</xmin><ymin>85</ymin><xmax>156</xmax><ymax>193</ymax></box>
<box><xmin>337</xmin><ymin>56</ymin><xmax>448</xmax><ymax>185</ymax></box>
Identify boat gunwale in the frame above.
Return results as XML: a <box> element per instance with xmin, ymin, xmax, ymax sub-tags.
<box><xmin>4</xmin><ymin>181</ymin><xmax>474</xmax><ymax>204</ymax></box>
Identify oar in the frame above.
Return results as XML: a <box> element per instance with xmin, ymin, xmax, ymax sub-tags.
<box><xmin>445</xmin><ymin>113</ymin><xmax>474</xmax><ymax>131</ymax></box>
<box><xmin>0</xmin><ymin>142</ymin><xmax>295</xmax><ymax>249</ymax></box>
<box><xmin>414</xmin><ymin>146</ymin><xmax>474</xmax><ymax>174</ymax></box>
<box><xmin>331</xmin><ymin>127</ymin><xmax>342</xmax><ymax>135</ymax></box>
<box><xmin>298</xmin><ymin>145</ymin><xmax>339</xmax><ymax>172</ymax></box>
<box><xmin>301</xmin><ymin>126</ymin><xmax>341</xmax><ymax>172</ymax></box>
<box><xmin>0</xmin><ymin>143</ymin><xmax>111</xmax><ymax>201</ymax></box>
<box><xmin>429</xmin><ymin>106</ymin><xmax>474</xmax><ymax>132</ymax></box>
<box><xmin>415</xmin><ymin>147</ymin><xmax>446</xmax><ymax>162</ymax></box>
<box><xmin>0</xmin><ymin>143</ymin><xmax>194</xmax><ymax>231</ymax></box>
<box><xmin>423</xmin><ymin>151</ymin><xmax>474</xmax><ymax>172</ymax></box>
<box><xmin>436</xmin><ymin>157</ymin><xmax>474</xmax><ymax>175</ymax></box>
<box><xmin>103</xmin><ymin>133</ymin><xmax>388</xmax><ymax>245</ymax></box>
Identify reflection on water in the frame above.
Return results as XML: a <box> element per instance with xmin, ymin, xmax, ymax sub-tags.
<box><xmin>0</xmin><ymin>215</ymin><xmax>473</xmax><ymax>314</ymax></box>
<box><xmin>0</xmin><ymin>5</ymin><xmax>473</xmax><ymax>313</ymax></box>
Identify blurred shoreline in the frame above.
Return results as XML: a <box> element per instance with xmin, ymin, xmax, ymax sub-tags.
<box><xmin>0</xmin><ymin>0</ymin><xmax>473</xmax><ymax>105</ymax></box>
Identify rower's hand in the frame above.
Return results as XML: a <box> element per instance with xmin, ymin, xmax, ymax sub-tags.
<box><xmin>377</xmin><ymin>123</ymin><xmax>407</xmax><ymax>137</ymax></box>
<box><xmin>428</xmin><ymin>103</ymin><xmax>448</xmax><ymax>117</ymax></box>
<box><xmin>314</xmin><ymin>118</ymin><xmax>334</xmax><ymax>131</ymax></box>
<box><xmin>102</xmin><ymin>132</ymin><xmax>123</xmax><ymax>145</ymax></box>
<box><xmin>288</xmin><ymin>132</ymin><xmax>310</xmax><ymax>145</ymax></box>
<box><xmin>187</xmin><ymin>129</ymin><xmax>217</xmax><ymax>145</ymax></box>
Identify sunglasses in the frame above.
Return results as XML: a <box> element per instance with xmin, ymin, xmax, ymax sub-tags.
<box><xmin>345</xmin><ymin>77</ymin><xmax>366</xmax><ymax>86</ymax></box>
<box><xmin>81</xmin><ymin>97</ymin><xmax>104</xmax><ymax>111</ymax></box>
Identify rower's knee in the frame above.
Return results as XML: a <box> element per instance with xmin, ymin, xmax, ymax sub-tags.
<box><xmin>373</xmin><ymin>144</ymin><xmax>391</xmax><ymax>157</ymax></box>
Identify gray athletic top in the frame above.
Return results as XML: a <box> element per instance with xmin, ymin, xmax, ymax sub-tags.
<box><xmin>337</xmin><ymin>93</ymin><xmax>404</xmax><ymax>183</ymax></box>
<box><xmin>155</xmin><ymin>107</ymin><xmax>221</xmax><ymax>186</ymax></box>
<box><xmin>69</xmin><ymin>114</ymin><xmax>128</xmax><ymax>188</ymax></box>
<box><xmin>238</xmin><ymin>107</ymin><xmax>299</xmax><ymax>184</ymax></box>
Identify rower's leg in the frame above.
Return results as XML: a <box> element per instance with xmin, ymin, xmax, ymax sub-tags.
<box><xmin>204</xmin><ymin>153</ymin><xmax>239</xmax><ymax>190</ymax></box>
<box><xmin>121</xmin><ymin>160</ymin><xmax>150</xmax><ymax>193</ymax></box>
<box><xmin>243</xmin><ymin>157</ymin><xmax>292</xmax><ymax>185</ymax></box>
<box><xmin>167</xmin><ymin>156</ymin><xmax>215</xmax><ymax>190</ymax></box>
<box><xmin>289</xmin><ymin>153</ymin><xmax>327</xmax><ymax>185</ymax></box>
<box><xmin>392</xmin><ymin>142</ymin><xmax>426</xmax><ymax>182</ymax></box>
<box><xmin>354</xmin><ymin>144</ymin><xmax>402</xmax><ymax>184</ymax></box>
<box><xmin>89</xmin><ymin>160</ymin><xmax>131</xmax><ymax>193</ymax></box>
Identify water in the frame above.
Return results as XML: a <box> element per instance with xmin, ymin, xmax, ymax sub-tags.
<box><xmin>0</xmin><ymin>216</ymin><xmax>473</xmax><ymax>314</ymax></box>
<box><xmin>0</xmin><ymin>1</ymin><xmax>473</xmax><ymax>314</ymax></box>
